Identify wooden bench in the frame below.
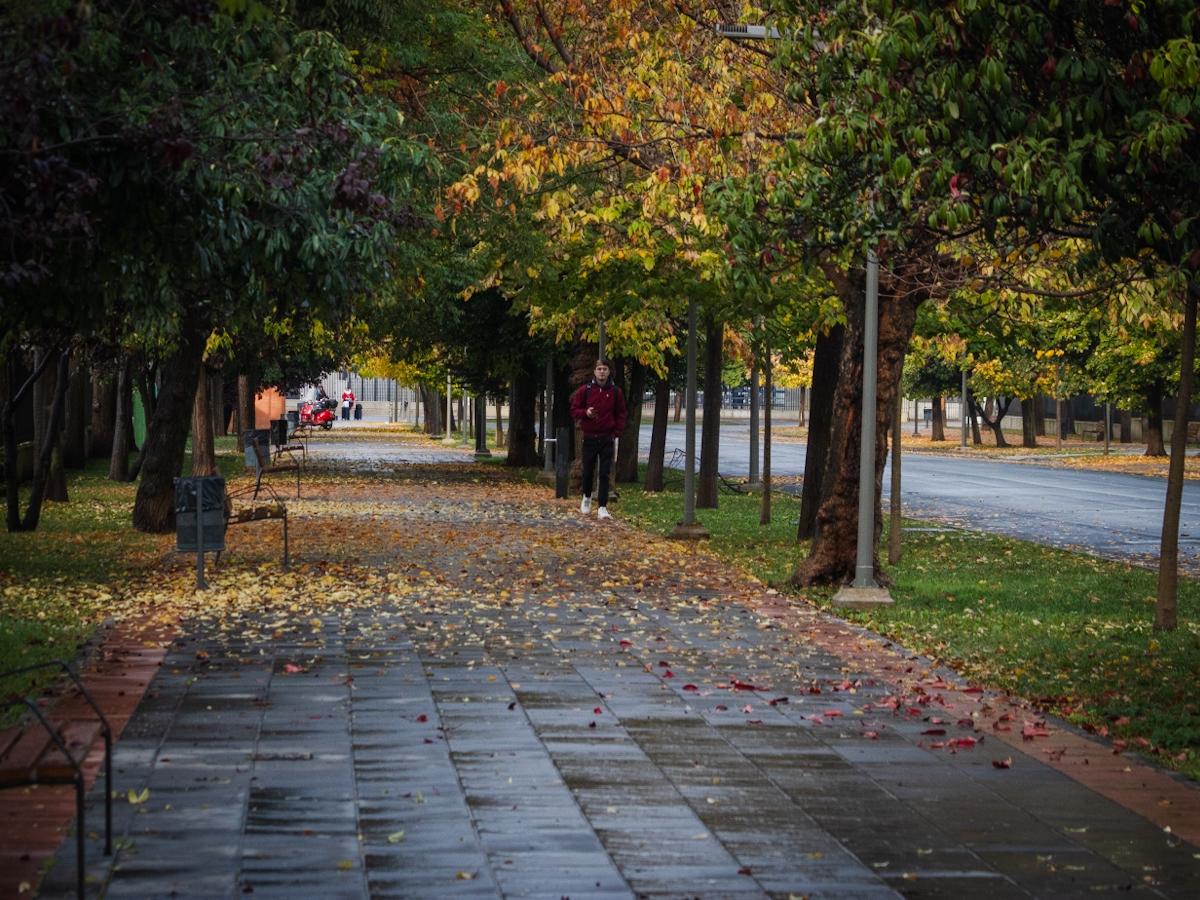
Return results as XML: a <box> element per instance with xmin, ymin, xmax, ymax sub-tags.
<box><xmin>1079</xmin><ymin>422</ymin><xmax>1106</xmax><ymax>441</ymax></box>
<box><xmin>222</xmin><ymin>500</ymin><xmax>290</xmax><ymax>571</ymax></box>
<box><xmin>1</xmin><ymin>661</ymin><xmax>112</xmax><ymax>900</ymax></box>
<box><xmin>247</xmin><ymin>434</ymin><xmax>300</xmax><ymax>500</ymax></box>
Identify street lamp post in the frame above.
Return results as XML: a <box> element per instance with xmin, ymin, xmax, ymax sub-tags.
<box><xmin>442</xmin><ymin>373</ymin><xmax>456</xmax><ymax>445</ymax></box>
<box><xmin>834</xmin><ymin>250</ymin><xmax>892</xmax><ymax>607</ymax></box>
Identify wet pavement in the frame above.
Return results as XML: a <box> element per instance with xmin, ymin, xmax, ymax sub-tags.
<box><xmin>35</xmin><ymin>438</ymin><xmax>1200</xmax><ymax>898</ymax></box>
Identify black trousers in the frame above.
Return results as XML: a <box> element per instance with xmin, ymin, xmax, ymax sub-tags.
<box><xmin>581</xmin><ymin>435</ymin><xmax>615</xmax><ymax>506</ymax></box>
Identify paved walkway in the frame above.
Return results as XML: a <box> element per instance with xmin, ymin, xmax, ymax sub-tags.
<box><xmin>19</xmin><ymin>439</ymin><xmax>1200</xmax><ymax>897</ymax></box>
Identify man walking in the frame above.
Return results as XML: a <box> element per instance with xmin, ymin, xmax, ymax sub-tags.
<box><xmin>570</xmin><ymin>359</ymin><xmax>626</xmax><ymax>520</ymax></box>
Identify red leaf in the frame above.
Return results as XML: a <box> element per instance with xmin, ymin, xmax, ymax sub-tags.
<box><xmin>714</xmin><ymin>704</ymin><xmax>728</xmax><ymax>711</ymax></box>
<box><xmin>283</xmin><ymin>663</ymin><xmax>304</xmax><ymax>674</ymax></box>
<box><xmin>682</xmin><ymin>684</ymin><xmax>699</xmax><ymax>692</ymax></box>
<box><xmin>415</xmin><ymin>714</ymin><xmax>428</xmax><ymax>723</ymax></box>
<box><xmin>963</xmin><ymin>686</ymin><xmax>984</xmax><ymax>694</ymax></box>
<box><xmin>1022</xmin><ymin>722</ymin><xmax>1051</xmax><ymax>740</ymax></box>
<box><xmin>949</xmin><ymin>737</ymin><xmax>977</xmax><ymax>749</ymax></box>
<box><xmin>618</xmin><ymin>640</ymin><xmax>632</xmax><ymax>648</ymax></box>
<box><xmin>731</xmin><ymin>679</ymin><xmax>765</xmax><ymax>691</ymax></box>
<box><xmin>737</xmin><ymin>867</ymin><xmax>753</xmax><ymax>876</ymax></box>
<box><xmin>864</xmin><ymin>731</ymin><xmax>879</xmax><ymax>740</ymax></box>
<box><xmin>768</xmin><ymin>696</ymin><xmax>789</xmax><ymax>705</ymax></box>
<box><xmin>746</xmin><ymin>719</ymin><xmax>763</xmax><ymax>726</ymax></box>
<box><xmin>922</xmin><ymin>728</ymin><xmax>946</xmax><ymax>735</ymax></box>
<box><xmin>663</xmin><ymin>670</ymin><xmax>674</xmax><ymax>678</ymax></box>
<box><xmin>593</xmin><ymin>707</ymin><xmax>603</xmax><ymax>715</ymax></box>
<box><xmin>950</xmin><ymin>173</ymin><xmax>962</xmax><ymax>198</ymax></box>
<box><xmin>992</xmin><ymin>757</ymin><xmax>1013</xmax><ymax>769</ymax></box>
<box><xmin>658</xmin><ymin>660</ymin><xmax>671</xmax><ymax>668</ymax></box>
<box><xmin>825</xmin><ymin>710</ymin><xmax>843</xmax><ymax>718</ymax></box>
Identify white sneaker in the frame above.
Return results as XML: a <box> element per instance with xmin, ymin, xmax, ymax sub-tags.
<box><xmin>596</xmin><ymin>506</ymin><xmax>611</xmax><ymax>520</ymax></box>
<box><xmin>580</xmin><ymin>496</ymin><xmax>592</xmax><ymax>514</ymax></box>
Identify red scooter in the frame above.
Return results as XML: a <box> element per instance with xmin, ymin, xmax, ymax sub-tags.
<box><xmin>298</xmin><ymin>397</ymin><xmax>337</xmax><ymax>429</ymax></box>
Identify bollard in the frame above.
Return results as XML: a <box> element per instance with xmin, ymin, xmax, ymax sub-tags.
<box><xmin>554</xmin><ymin>426</ymin><xmax>569</xmax><ymax>498</ymax></box>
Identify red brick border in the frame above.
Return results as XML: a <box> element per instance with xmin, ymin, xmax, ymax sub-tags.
<box><xmin>0</xmin><ymin>615</ymin><xmax>175</xmax><ymax>897</ymax></box>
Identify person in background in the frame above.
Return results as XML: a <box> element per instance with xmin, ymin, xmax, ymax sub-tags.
<box><xmin>341</xmin><ymin>384</ymin><xmax>355</xmax><ymax>420</ymax></box>
<box><xmin>569</xmin><ymin>359</ymin><xmax>626</xmax><ymax>520</ymax></box>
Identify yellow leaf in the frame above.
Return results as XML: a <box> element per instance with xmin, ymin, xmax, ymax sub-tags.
<box><xmin>127</xmin><ymin>787</ymin><xmax>150</xmax><ymax>805</ymax></box>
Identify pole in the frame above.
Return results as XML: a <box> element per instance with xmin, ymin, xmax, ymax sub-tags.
<box><xmin>960</xmin><ymin>369</ymin><xmax>968</xmax><ymax>448</ymax></box>
<box><xmin>749</xmin><ymin>330</ymin><xmax>760</xmax><ymax>485</ymax></box>
<box><xmin>912</xmin><ymin>397</ymin><xmax>920</xmax><ymax>437</ymax></box>
<box><xmin>852</xmin><ymin>250</ymin><xmax>881</xmax><ymax>588</ymax></box>
<box><xmin>442</xmin><ymin>373</ymin><xmax>456</xmax><ymax>445</ymax></box>
<box><xmin>598</xmin><ymin>320</ymin><xmax>606</xmax><ymax>361</ymax></box>
<box><xmin>1104</xmin><ymin>401</ymin><xmax>1111</xmax><ymax>456</ymax></box>
<box><xmin>1055</xmin><ymin>366</ymin><xmax>1063</xmax><ymax>450</ymax></box>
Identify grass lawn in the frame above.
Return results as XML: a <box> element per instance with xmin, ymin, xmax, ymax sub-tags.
<box><xmin>0</xmin><ymin>438</ymin><xmax>244</xmax><ymax>720</ymax></box>
<box><xmin>615</xmin><ymin>473</ymin><xmax>1200</xmax><ymax>780</ymax></box>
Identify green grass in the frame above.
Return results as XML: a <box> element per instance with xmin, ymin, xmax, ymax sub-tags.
<box><xmin>616</xmin><ymin>475</ymin><xmax>1200</xmax><ymax>780</ymax></box>
<box><xmin>0</xmin><ymin>438</ymin><xmax>244</xmax><ymax>721</ymax></box>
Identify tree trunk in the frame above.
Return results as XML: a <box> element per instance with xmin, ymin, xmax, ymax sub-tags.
<box><xmin>210</xmin><ymin>373</ymin><xmax>226</xmax><ymax>437</ymax></box>
<box><xmin>760</xmin><ymin>339</ymin><xmax>772</xmax><ymax>526</ymax></box>
<box><xmin>792</xmin><ymin>265</ymin><xmax>921</xmax><ymax>586</ymax></box>
<box><xmin>90</xmin><ymin>366</ymin><xmax>117</xmax><ymax>460</ymax></box>
<box><xmin>968</xmin><ymin>389</ymin><xmax>983</xmax><ymax>445</ymax></box>
<box><xmin>495</xmin><ymin>395</ymin><xmax>505</xmax><ymax>447</ymax></box>
<box><xmin>977</xmin><ymin>396</ymin><xmax>1012</xmax><ymax>447</ymax></box>
<box><xmin>1156</xmin><ymin>288</ymin><xmax>1197</xmax><ymax>630</ymax></box>
<box><xmin>931</xmin><ymin>394</ymin><xmax>946</xmax><ymax>441</ymax></box>
<box><xmin>1119</xmin><ymin>409</ymin><xmax>1132</xmax><ymax>443</ymax></box>
<box><xmin>5</xmin><ymin>347</ymin><xmax>57</xmax><ymax>531</ymax></box>
<box><xmin>21</xmin><ymin>351</ymin><xmax>72</xmax><ymax>530</ymax></box>
<box><xmin>32</xmin><ymin>347</ymin><xmax>68</xmax><ymax>502</ymax></box>
<box><xmin>1144</xmin><ymin>380</ymin><xmax>1166</xmax><ymax>456</ymax></box>
<box><xmin>505</xmin><ymin>366</ymin><xmax>541</xmax><ymax>467</ymax></box>
<box><xmin>1034</xmin><ymin>393</ymin><xmax>1046</xmax><ymax>436</ymax></box>
<box><xmin>798</xmin><ymin>385</ymin><xmax>806</xmax><ymax>428</ymax></box>
<box><xmin>132</xmin><ymin>319</ymin><xmax>207</xmax><ymax>533</ymax></box>
<box><xmin>62</xmin><ymin>360</ymin><xmax>88</xmax><ymax>468</ymax></box>
<box><xmin>673</xmin><ymin>388</ymin><xmax>683</xmax><ymax>423</ymax></box>
<box><xmin>190</xmin><ymin>363</ymin><xmax>216</xmax><ymax>476</ymax></box>
<box><xmin>109</xmin><ymin>359</ymin><xmax>132</xmax><ymax>482</ymax></box>
<box><xmin>797</xmin><ymin>325</ymin><xmax>843</xmax><ymax>540</ymax></box>
<box><xmin>888</xmin><ymin>389</ymin><xmax>902</xmax><ymax>565</ymax></box>
<box><xmin>697</xmin><ymin>316</ymin><xmax>722</xmax><ymax>508</ymax></box>
<box><xmin>237</xmin><ymin>373</ymin><xmax>255</xmax><ymax>449</ymax></box>
<box><xmin>645</xmin><ymin>376</ymin><xmax>669</xmax><ymax>492</ymax></box>
<box><xmin>1020</xmin><ymin>396</ymin><xmax>1038</xmax><ymax>448</ymax></box>
<box><xmin>616</xmin><ymin>359</ymin><xmax>645</xmax><ymax>483</ymax></box>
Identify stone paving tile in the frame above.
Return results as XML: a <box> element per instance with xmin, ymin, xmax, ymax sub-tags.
<box><xmin>36</xmin><ymin>466</ymin><xmax>1200</xmax><ymax>898</ymax></box>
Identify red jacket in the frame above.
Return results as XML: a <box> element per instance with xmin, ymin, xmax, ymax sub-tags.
<box><xmin>570</xmin><ymin>378</ymin><xmax>627</xmax><ymax>438</ymax></box>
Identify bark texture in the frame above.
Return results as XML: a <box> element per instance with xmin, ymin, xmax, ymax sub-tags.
<box><xmin>1156</xmin><ymin>287</ymin><xmax>1197</xmax><ymax>630</ymax></box>
<box><xmin>792</xmin><ymin>264</ymin><xmax>921</xmax><ymax>586</ymax></box>
<box><xmin>931</xmin><ymin>395</ymin><xmax>946</xmax><ymax>441</ymax></box>
<box><xmin>132</xmin><ymin>319</ymin><xmax>207</xmax><ymax>532</ymax></box>
<box><xmin>644</xmin><ymin>376</ymin><xmax>669</xmax><ymax>492</ymax></box>
<box><xmin>1144</xmin><ymin>380</ymin><xmax>1166</xmax><ymax>456</ymax></box>
<box><xmin>90</xmin><ymin>367</ymin><xmax>117</xmax><ymax>459</ymax></box>
<box><xmin>797</xmin><ymin>325</ymin><xmax>843</xmax><ymax>540</ymax></box>
<box><xmin>505</xmin><ymin>365</ymin><xmax>541</xmax><ymax>467</ymax></box>
<box><xmin>1020</xmin><ymin>397</ymin><xmax>1038</xmax><ymax>448</ymax></box>
<box><xmin>32</xmin><ymin>347</ymin><xmax>68</xmax><ymax>502</ymax></box>
<box><xmin>63</xmin><ymin>360</ymin><xmax>88</xmax><ymax>468</ymax></box>
<box><xmin>109</xmin><ymin>359</ymin><xmax>132</xmax><ymax>481</ymax></box>
<box><xmin>615</xmin><ymin>359</ymin><xmax>644</xmax><ymax>483</ymax></box>
<box><xmin>190</xmin><ymin>363</ymin><xmax>216</xmax><ymax>476</ymax></box>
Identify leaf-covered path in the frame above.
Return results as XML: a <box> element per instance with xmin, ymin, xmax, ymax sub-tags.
<box><xmin>33</xmin><ymin>439</ymin><xmax>1200</xmax><ymax>897</ymax></box>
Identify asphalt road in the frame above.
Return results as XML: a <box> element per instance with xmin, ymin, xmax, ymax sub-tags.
<box><xmin>639</xmin><ymin>421</ymin><xmax>1200</xmax><ymax>573</ymax></box>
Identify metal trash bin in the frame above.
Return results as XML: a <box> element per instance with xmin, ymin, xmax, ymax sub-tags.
<box><xmin>354</xmin><ymin>402</ymin><xmax>363</xmax><ymax>420</ymax></box>
<box><xmin>243</xmin><ymin>429</ymin><xmax>270</xmax><ymax>466</ymax></box>
<box><xmin>270</xmin><ymin>418</ymin><xmax>289</xmax><ymax>447</ymax></box>
<box><xmin>175</xmin><ymin>476</ymin><xmax>226</xmax><ymax>553</ymax></box>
